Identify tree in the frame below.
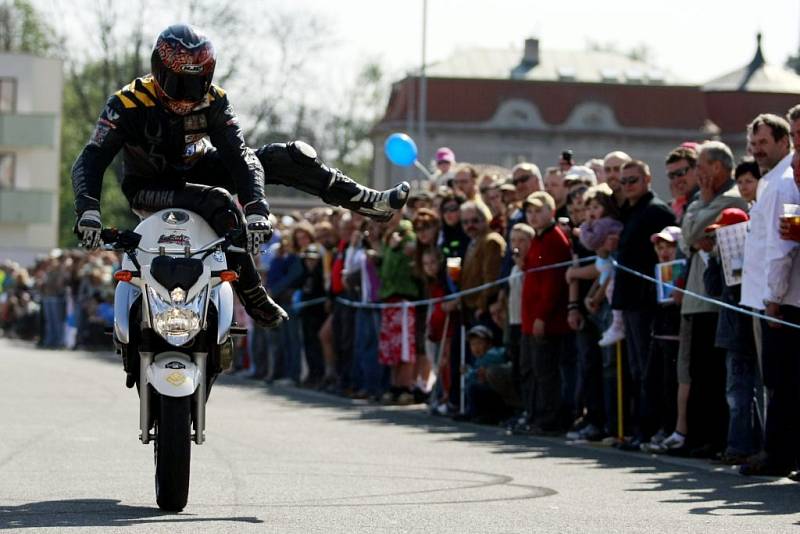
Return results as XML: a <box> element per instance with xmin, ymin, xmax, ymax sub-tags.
<box><xmin>0</xmin><ymin>0</ymin><xmax>52</xmax><ymax>54</ymax></box>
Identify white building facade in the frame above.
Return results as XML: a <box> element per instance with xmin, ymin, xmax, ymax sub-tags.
<box><xmin>0</xmin><ymin>52</ymin><xmax>63</xmax><ymax>266</ymax></box>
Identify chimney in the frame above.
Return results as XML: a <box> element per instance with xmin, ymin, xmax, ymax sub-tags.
<box><xmin>523</xmin><ymin>38</ymin><xmax>540</xmax><ymax>67</ymax></box>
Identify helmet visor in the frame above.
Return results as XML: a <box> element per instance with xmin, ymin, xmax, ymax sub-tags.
<box><xmin>159</xmin><ymin>71</ymin><xmax>209</xmax><ymax>102</ymax></box>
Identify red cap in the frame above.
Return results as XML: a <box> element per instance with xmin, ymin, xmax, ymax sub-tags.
<box><xmin>704</xmin><ymin>207</ymin><xmax>749</xmax><ymax>233</ymax></box>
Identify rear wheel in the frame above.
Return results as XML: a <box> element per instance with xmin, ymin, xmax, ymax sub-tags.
<box><xmin>154</xmin><ymin>395</ymin><xmax>192</xmax><ymax>511</ymax></box>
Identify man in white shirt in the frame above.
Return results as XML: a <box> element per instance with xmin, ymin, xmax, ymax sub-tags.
<box><xmin>740</xmin><ymin>114</ymin><xmax>792</xmax><ymax>312</ymax></box>
<box><xmin>740</xmin><ymin>150</ymin><xmax>800</xmax><ymax>477</ymax></box>
<box><xmin>739</xmin><ymin>114</ymin><xmax>793</xmax><ymax>398</ymax></box>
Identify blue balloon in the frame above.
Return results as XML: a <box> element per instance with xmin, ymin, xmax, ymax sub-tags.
<box><xmin>384</xmin><ymin>133</ymin><xmax>418</xmax><ymax>167</ymax></box>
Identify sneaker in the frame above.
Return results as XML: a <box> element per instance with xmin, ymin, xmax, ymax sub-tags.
<box><xmin>574</xmin><ymin>423</ymin><xmax>604</xmax><ymax>441</ymax></box>
<box><xmin>598</xmin><ymin>323</ymin><xmax>626</xmax><ymax>347</ymax></box>
<box><xmin>649</xmin><ymin>429</ymin><xmax>667</xmax><ymax>446</ymax></box>
<box><xmin>565</xmin><ymin>418</ymin><xmax>589</xmax><ymax>440</ymax></box>
<box><xmin>650</xmin><ymin>431</ymin><xmax>686</xmax><ymax>453</ymax></box>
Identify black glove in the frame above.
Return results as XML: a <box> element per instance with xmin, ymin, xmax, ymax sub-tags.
<box><xmin>75</xmin><ymin>210</ymin><xmax>102</xmax><ymax>250</ymax></box>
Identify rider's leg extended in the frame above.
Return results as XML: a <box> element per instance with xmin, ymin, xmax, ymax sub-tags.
<box><xmin>255</xmin><ymin>141</ymin><xmax>409</xmax><ymax>222</ymax></box>
<box><xmin>129</xmin><ymin>185</ymin><xmax>287</xmax><ymax>329</ymax></box>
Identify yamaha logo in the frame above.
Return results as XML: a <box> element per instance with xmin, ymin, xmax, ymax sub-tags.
<box><xmin>162</xmin><ymin>211</ymin><xmax>190</xmax><ymax>225</ymax></box>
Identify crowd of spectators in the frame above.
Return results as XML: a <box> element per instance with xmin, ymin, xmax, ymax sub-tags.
<box><xmin>4</xmin><ymin>106</ymin><xmax>800</xmax><ymax>482</ymax></box>
<box><xmin>0</xmin><ymin>250</ymin><xmax>118</xmax><ymax>348</ymax></box>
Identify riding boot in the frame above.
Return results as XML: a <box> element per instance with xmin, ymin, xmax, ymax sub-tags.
<box><xmin>323</xmin><ymin>170</ymin><xmax>410</xmax><ymax>222</ymax></box>
<box><xmin>226</xmin><ymin>251</ymin><xmax>288</xmax><ymax>329</ymax></box>
<box><xmin>256</xmin><ymin>141</ymin><xmax>410</xmax><ymax>222</ymax></box>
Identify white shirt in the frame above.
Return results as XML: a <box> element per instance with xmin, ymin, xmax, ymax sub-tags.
<box><xmin>740</xmin><ymin>152</ymin><xmax>793</xmax><ymax>309</ymax></box>
<box><xmin>765</xmin><ymin>175</ymin><xmax>800</xmax><ymax>307</ymax></box>
<box><xmin>508</xmin><ymin>265</ymin><xmax>523</xmax><ymax>326</ymax></box>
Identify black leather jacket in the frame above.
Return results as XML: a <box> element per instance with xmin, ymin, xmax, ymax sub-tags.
<box><xmin>71</xmin><ymin>75</ymin><xmax>267</xmax><ymax>216</ymax></box>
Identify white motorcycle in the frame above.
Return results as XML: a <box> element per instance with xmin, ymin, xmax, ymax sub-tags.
<box><xmin>103</xmin><ymin>208</ymin><xmax>247</xmax><ymax>512</ymax></box>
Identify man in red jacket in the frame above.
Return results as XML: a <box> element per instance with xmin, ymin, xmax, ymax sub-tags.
<box><xmin>517</xmin><ymin>191</ymin><xmax>573</xmax><ymax>434</ymax></box>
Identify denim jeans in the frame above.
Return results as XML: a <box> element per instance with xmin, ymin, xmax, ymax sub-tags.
<box><xmin>351</xmin><ymin>308</ymin><xmax>382</xmax><ymax>396</ymax></box>
<box><xmin>248</xmin><ymin>325</ymin><xmax>270</xmax><ymax>378</ymax></box>
<box><xmin>267</xmin><ymin>314</ymin><xmax>302</xmax><ymax>382</ymax></box>
<box><xmin>725</xmin><ymin>350</ymin><xmax>759</xmax><ymax>456</ymax></box>
<box><xmin>623</xmin><ymin>308</ymin><xmax>655</xmax><ymax>439</ymax></box>
<box><xmin>574</xmin><ymin>317</ymin><xmax>605</xmax><ymax>428</ymax></box>
<box><xmin>42</xmin><ymin>296</ymin><xmax>65</xmax><ymax>348</ymax></box>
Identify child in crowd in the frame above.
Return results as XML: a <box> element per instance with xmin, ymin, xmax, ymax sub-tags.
<box><xmin>578</xmin><ymin>184</ymin><xmax>625</xmax><ymax>347</ymax></box>
<box><xmin>515</xmin><ymin>192</ymin><xmax>572</xmax><ymax>434</ymax></box>
<box><xmin>298</xmin><ymin>244</ymin><xmax>326</xmax><ymax>388</ymax></box>
<box><xmin>421</xmin><ymin>247</ymin><xmax>452</xmax><ymax>411</ymax></box>
<box><xmin>378</xmin><ymin>213</ymin><xmax>419</xmax><ymax>405</ymax></box>
<box><xmin>641</xmin><ymin>226</ymin><xmax>683</xmax><ymax>452</ymax></box>
<box><xmin>458</xmin><ymin>325</ymin><xmax>508</xmax><ymax>423</ymax></box>
<box><xmin>734</xmin><ymin>158</ymin><xmax>761</xmax><ymax>205</ymax></box>
<box><xmin>507</xmin><ymin>223</ymin><xmax>535</xmax><ymax>403</ymax></box>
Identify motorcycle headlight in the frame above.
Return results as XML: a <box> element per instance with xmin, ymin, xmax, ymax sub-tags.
<box><xmin>148</xmin><ymin>286</ymin><xmax>206</xmax><ymax>346</ymax></box>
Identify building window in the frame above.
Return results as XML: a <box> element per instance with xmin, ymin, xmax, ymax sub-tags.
<box><xmin>0</xmin><ymin>78</ymin><xmax>17</xmax><ymax>113</ymax></box>
<box><xmin>0</xmin><ymin>153</ymin><xmax>14</xmax><ymax>188</ymax></box>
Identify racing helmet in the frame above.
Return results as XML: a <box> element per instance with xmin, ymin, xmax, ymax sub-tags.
<box><xmin>150</xmin><ymin>24</ymin><xmax>216</xmax><ymax>115</ymax></box>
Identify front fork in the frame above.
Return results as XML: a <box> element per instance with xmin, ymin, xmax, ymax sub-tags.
<box><xmin>138</xmin><ymin>351</ymin><xmax>207</xmax><ymax>446</ymax></box>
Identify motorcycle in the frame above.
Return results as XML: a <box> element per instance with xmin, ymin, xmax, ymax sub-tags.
<box><xmin>103</xmin><ymin>208</ymin><xmax>247</xmax><ymax>512</ymax></box>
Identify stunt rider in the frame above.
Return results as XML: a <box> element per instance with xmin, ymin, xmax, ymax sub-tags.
<box><xmin>72</xmin><ymin>24</ymin><xmax>409</xmax><ymax>329</ymax></box>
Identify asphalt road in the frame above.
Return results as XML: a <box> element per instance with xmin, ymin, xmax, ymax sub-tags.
<box><xmin>1</xmin><ymin>337</ymin><xmax>799</xmax><ymax>533</ymax></box>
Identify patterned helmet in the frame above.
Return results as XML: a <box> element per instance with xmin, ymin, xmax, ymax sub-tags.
<box><xmin>150</xmin><ymin>24</ymin><xmax>216</xmax><ymax>115</ymax></box>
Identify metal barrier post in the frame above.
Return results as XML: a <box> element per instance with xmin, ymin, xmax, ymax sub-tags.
<box><xmin>616</xmin><ymin>340</ymin><xmax>624</xmax><ymax>440</ymax></box>
<box><xmin>460</xmin><ymin>323</ymin><xmax>466</xmax><ymax>415</ymax></box>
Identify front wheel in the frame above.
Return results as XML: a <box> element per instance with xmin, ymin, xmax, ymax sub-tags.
<box><xmin>154</xmin><ymin>395</ymin><xmax>192</xmax><ymax>511</ymax></box>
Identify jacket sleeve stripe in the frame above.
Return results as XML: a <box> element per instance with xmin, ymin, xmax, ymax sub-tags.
<box><xmin>114</xmin><ymin>91</ymin><xmax>137</xmax><ymax>108</ymax></box>
<box><xmin>132</xmin><ymin>90</ymin><xmax>155</xmax><ymax>107</ymax></box>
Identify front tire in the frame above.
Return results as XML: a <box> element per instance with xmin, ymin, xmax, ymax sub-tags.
<box><xmin>155</xmin><ymin>395</ymin><xmax>192</xmax><ymax>511</ymax></box>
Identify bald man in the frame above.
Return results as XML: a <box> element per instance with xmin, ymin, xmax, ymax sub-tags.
<box><xmin>603</xmin><ymin>151</ymin><xmax>632</xmax><ymax>208</ymax></box>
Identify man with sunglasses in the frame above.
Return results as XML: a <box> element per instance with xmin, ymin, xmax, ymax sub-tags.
<box><xmin>72</xmin><ymin>23</ymin><xmax>409</xmax><ymax>329</ymax></box>
<box><xmin>499</xmin><ymin>163</ymin><xmax>544</xmax><ymax>281</ymax></box>
<box><xmin>665</xmin><ymin>145</ymin><xmax>700</xmax><ymax>223</ymax></box>
<box><xmin>611</xmin><ymin>160</ymin><xmax>676</xmax><ymax>448</ymax></box>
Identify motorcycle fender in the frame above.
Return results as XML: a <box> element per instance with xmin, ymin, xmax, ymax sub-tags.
<box><xmin>146</xmin><ymin>352</ymin><xmax>201</xmax><ymax>397</ymax></box>
<box><xmin>114</xmin><ymin>282</ymin><xmax>141</xmax><ymax>344</ymax></box>
<box><xmin>215</xmin><ymin>282</ymin><xmax>234</xmax><ymax>344</ymax></box>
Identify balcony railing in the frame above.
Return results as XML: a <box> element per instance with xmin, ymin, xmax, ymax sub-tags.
<box><xmin>0</xmin><ymin>113</ymin><xmax>57</xmax><ymax>149</ymax></box>
<box><xmin>0</xmin><ymin>189</ymin><xmax>54</xmax><ymax>224</ymax></box>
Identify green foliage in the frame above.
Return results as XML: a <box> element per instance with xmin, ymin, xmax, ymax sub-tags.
<box><xmin>0</xmin><ymin>0</ymin><xmax>52</xmax><ymax>54</ymax></box>
<box><xmin>58</xmin><ymin>62</ymin><xmax>139</xmax><ymax>247</ymax></box>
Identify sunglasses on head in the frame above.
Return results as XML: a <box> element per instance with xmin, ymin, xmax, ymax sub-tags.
<box><xmin>620</xmin><ymin>175</ymin><xmax>642</xmax><ymax>185</ymax></box>
<box><xmin>667</xmin><ymin>166</ymin><xmax>691</xmax><ymax>180</ymax></box>
<box><xmin>513</xmin><ymin>174</ymin><xmax>531</xmax><ymax>185</ymax></box>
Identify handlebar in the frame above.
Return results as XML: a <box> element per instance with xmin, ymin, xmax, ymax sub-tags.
<box><xmin>100</xmin><ymin>227</ymin><xmax>249</xmax><ymax>265</ymax></box>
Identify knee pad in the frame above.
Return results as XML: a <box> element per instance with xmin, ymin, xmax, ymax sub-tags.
<box><xmin>202</xmin><ymin>187</ymin><xmax>242</xmax><ymax>235</ymax></box>
<box><xmin>256</xmin><ymin>141</ymin><xmax>335</xmax><ymax>193</ymax></box>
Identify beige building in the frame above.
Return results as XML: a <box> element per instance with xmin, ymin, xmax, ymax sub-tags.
<box><xmin>371</xmin><ymin>35</ymin><xmax>800</xmax><ymax>200</ymax></box>
<box><xmin>0</xmin><ymin>52</ymin><xmax>62</xmax><ymax>265</ymax></box>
